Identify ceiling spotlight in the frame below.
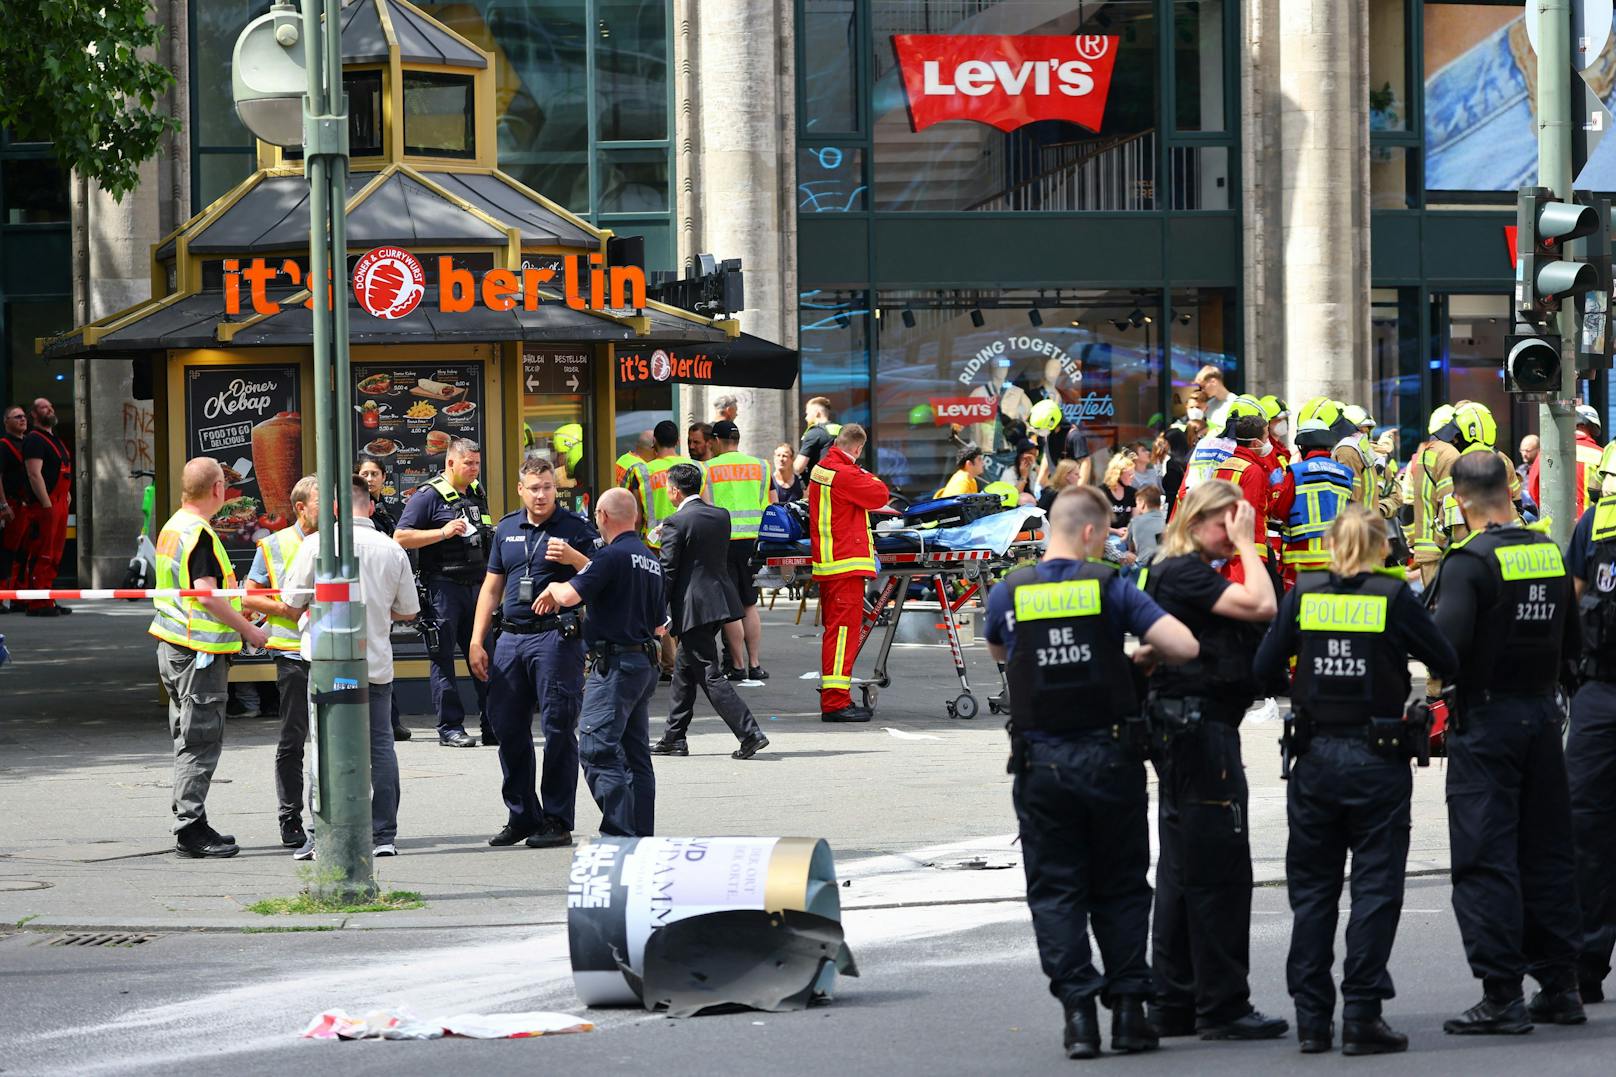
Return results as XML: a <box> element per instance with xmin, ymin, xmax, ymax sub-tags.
<box><xmin>873</xmin><ymin>307</ymin><xmax>882</xmax><ymax>320</ymax></box>
<box><xmin>1111</xmin><ymin>318</ymin><xmax>1131</xmax><ymax>332</ymax></box>
<box><xmin>901</xmin><ymin>308</ymin><xmax>916</xmax><ymax>328</ymax></box>
<box><xmin>1127</xmin><ymin>307</ymin><xmax>1147</xmax><ymax>328</ymax></box>
<box><xmin>1028</xmin><ymin>307</ymin><xmax>1043</xmax><ymax>327</ymax></box>
<box><xmin>970</xmin><ymin>309</ymin><xmax>985</xmax><ymax>328</ymax></box>
<box><xmin>1177</xmin><ymin>313</ymin><xmax>1192</xmax><ymax>325</ymax></box>
<box><xmin>1069</xmin><ymin>319</ymin><xmax>1081</xmax><ymax>327</ymax></box>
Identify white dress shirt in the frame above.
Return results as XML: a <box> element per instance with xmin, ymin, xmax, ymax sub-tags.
<box><xmin>283</xmin><ymin>515</ymin><xmax>419</xmax><ymax>684</ymax></box>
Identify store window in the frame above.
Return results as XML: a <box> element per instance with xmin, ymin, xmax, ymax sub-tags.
<box><xmin>1371</xmin><ymin>288</ymin><xmax>1422</xmax><ymax>459</ymax></box>
<box><xmin>1423</xmin><ymin>3</ymin><xmax>1534</xmax><ymax>195</ymax></box>
<box><xmin>799</xmin><ymin>290</ymin><xmax>872</xmax><ymax>431</ymax></box>
<box><xmin>1434</xmin><ymin>292</ymin><xmax>1520</xmax><ymax>450</ymax></box>
<box><xmin>1167</xmin><ymin>287</ymin><xmax>1237</xmax><ymax>413</ymax></box>
<box><xmin>802</xmin><ymin>0</ymin><xmax>860</xmax><ymax>134</ymax></box>
<box><xmin>1369</xmin><ymin>0</ymin><xmax>1408</xmax><ymax>134</ymax></box>
<box><xmin>1174</xmin><ymin>0</ymin><xmax>1226</xmax><ymax>132</ymax></box>
<box><xmin>799</xmin><ymin>145</ymin><xmax>866</xmax><ymax>213</ymax></box>
<box><xmin>596</xmin><ymin>0</ymin><xmax>669</xmax><ymax>142</ymax></box>
<box><xmin>869</xmin><ymin>1</ymin><xmax>1162</xmax><ymax>212</ymax></box>
<box><xmin>404</xmin><ymin>73</ymin><xmax>476</xmax><ymax>158</ymax></box>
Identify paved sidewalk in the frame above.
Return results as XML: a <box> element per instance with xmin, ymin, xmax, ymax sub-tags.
<box><xmin>0</xmin><ymin>601</ymin><xmax>1451</xmax><ymax>931</ymax></box>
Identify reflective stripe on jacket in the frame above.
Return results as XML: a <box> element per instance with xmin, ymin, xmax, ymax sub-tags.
<box><xmin>809</xmin><ymin>446</ymin><xmax>889</xmax><ymax>578</ymax></box>
<box><xmin>257</xmin><ymin>525</ymin><xmax>305</xmax><ymax>652</ymax></box>
<box><xmin>705</xmin><ymin>451</ymin><xmax>770</xmax><ymax>539</ymax></box>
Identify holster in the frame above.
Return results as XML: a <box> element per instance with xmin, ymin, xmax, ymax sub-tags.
<box><xmin>1280</xmin><ymin>710</ymin><xmax>1313</xmax><ymax>780</ymax></box>
<box><xmin>1146</xmin><ymin>695</ymin><xmax>1204</xmax><ymax>750</ymax></box>
<box><xmin>1113</xmin><ymin>715</ymin><xmax>1151</xmax><ymax>762</ymax></box>
<box><xmin>1006</xmin><ymin>730</ymin><xmax>1028</xmax><ymax>776</ymax></box>
<box><xmin>1402</xmin><ymin>697</ymin><xmax>1434</xmax><ymax>767</ymax></box>
<box><xmin>1367</xmin><ymin>716</ymin><xmax>1406</xmax><ymax>761</ymax></box>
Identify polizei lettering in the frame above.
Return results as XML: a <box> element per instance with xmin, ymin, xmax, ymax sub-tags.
<box><xmin>1298</xmin><ymin>593</ymin><xmax>1388</xmax><ymax>633</ymax></box>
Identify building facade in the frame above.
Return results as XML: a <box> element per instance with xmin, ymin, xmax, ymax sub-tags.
<box><xmin>0</xmin><ymin>0</ymin><xmax>1601</xmax><ymax>582</ymax></box>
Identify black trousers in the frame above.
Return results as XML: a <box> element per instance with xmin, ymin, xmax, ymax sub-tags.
<box><xmin>1447</xmin><ymin>697</ymin><xmax>1582</xmax><ymax>998</ymax></box>
<box><xmin>1013</xmin><ymin>733</ymin><xmax>1153</xmax><ymax>1008</ymax></box>
<box><xmin>273</xmin><ymin>655</ymin><xmax>310</xmax><ymax>824</ymax></box>
<box><xmin>1152</xmin><ymin>719</ymin><xmax>1255</xmax><ymax>1023</ymax></box>
<box><xmin>661</xmin><ymin>621</ymin><xmax>761</xmax><ymax>745</ymax></box>
<box><xmin>1285</xmin><ymin>734</ymin><xmax>1411</xmax><ymax>1027</ymax></box>
<box><xmin>1568</xmin><ymin>680</ymin><xmax>1616</xmax><ymax>990</ymax></box>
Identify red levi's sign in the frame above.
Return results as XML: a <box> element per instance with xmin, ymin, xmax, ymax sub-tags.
<box><xmin>930</xmin><ymin>397</ymin><xmax>998</xmax><ymax>425</ymax></box>
<box><xmin>892</xmin><ymin>34</ymin><xmax>1120</xmax><ymax>133</ymax></box>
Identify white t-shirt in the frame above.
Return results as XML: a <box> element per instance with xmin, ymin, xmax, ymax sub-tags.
<box><xmin>284</xmin><ymin>515</ymin><xmax>419</xmax><ymax>684</ymax></box>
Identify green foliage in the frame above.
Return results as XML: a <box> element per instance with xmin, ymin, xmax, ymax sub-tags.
<box><xmin>246</xmin><ymin>890</ymin><xmax>426</xmax><ymax>916</ymax></box>
<box><xmin>0</xmin><ymin>1</ymin><xmax>180</xmax><ymax>201</ymax></box>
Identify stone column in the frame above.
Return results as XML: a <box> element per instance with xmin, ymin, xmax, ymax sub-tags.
<box><xmin>674</xmin><ymin>0</ymin><xmax>797</xmax><ymax>457</ymax></box>
<box><xmin>1241</xmin><ymin>0</ymin><xmax>1284</xmax><ymax>390</ymax></box>
<box><xmin>1276</xmin><ymin>0</ymin><xmax>1372</xmax><ymax>410</ymax></box>
<box><xmin>73</xmin><ymin>0</ymin><xmax>188</xmax><ymax>586</ymax></box>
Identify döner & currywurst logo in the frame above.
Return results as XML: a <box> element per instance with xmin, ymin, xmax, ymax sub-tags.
<box><xmin>892</xmin><ymin>34</ymin><xmax>1119</xmax><ymax>133</ymax></box>
<box><xmin>352</xmin><ymin>247</ymin><xmax>426</xmax><ymax>319</ymax></box>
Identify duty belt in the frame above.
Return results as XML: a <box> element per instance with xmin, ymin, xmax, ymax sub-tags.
<box><xmin>588</xmin><ymin>640</ymin><xmax>658</xmax><ymax>661</ymax></box>
<box><xmin>500</xmin><ymin>612</ymin><xmax>578</xmax><ymax>636</ymax></box>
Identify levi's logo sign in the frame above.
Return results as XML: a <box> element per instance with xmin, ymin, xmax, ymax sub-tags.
<box><xmin>930</xmin><ymin>397</ymin><xmax>997</xmax><ymax>424</ymax></box>
<box><xmin>893</xmin><ymin>35</ymin><xmax>1120</xmax><ymax>133</ymax></box>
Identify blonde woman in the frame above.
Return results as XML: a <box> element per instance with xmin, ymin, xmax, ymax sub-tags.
<box><xmin>1038</xmin><ymin>457</ymin><xmax>1080</xmax><ymax>514</ymax></box>
<box><xmin>1253</xmin><ymin>505</ymin><xmax>1457</xmax><ymax>1055</ymax></box>
<box><xmin>1136</xmin><ymin>479</ymin><xmax>1285</xmax><ymax>1041</ymax></box>
<box><xmin>1102</xmin><ymin>450</ymin><xmax>1137</xmax><ymax>534</ymax></box>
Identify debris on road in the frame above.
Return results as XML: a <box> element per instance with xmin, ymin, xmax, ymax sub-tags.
<box><xmin>883</xmin><ymin>727</ymin><xmax>940</xmax><ymax>740</ymax></box>
<box><xmin>299</xmin><ymin>1007</ymin><xmax>593</xmax><ymax>1040</ymax></box>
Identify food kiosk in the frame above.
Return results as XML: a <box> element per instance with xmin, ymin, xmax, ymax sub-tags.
<box><xmin>41</xmin><ymin>0</ymin><xmax>796</xmax><ymax>692</ymax></box>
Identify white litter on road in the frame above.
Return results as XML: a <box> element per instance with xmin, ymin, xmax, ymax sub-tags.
<box><xmin>301</xmin><ymin>1006</ymin><xmax>592</xmax><ymax>1040</ymax></box>
<box><xmin>883</xmin><ymin>728</ymin><xmax>940</xmax><ymax>741</ymax></box>
<box><xmin>798</xmin><ymin>671</ymin><xmax>820</xmax><ymax>680</ymax></box>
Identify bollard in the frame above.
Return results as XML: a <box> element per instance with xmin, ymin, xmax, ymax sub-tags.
<box><xmin>567</xmin><ymin>836</ymin><xmax>843</xmax><ymax>1007</ymax></box>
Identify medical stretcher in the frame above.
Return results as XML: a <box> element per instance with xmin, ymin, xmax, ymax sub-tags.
<box><xmin>754</xmin><ymin>504</ymin><xmax>1047</xmax><ymax>720</ymax></box>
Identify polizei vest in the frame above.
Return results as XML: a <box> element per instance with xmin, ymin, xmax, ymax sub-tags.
<box><xmin>1578</xmin><ymin>497</ymin><xmax>1616</xmax><ymax>679</ymax></box>
<box><xmin>1002</xmin><ymin>561</ymin><xmax>1137</xmax><ymax>735</ymax></box>
<box><xmin>1289</xmin><ymin>570</ymin><xmax>1409</xmax><ymax>723</ymax></box>
<box><xmin>1443</xmin><ymin>525</ymin><xmax>1570</xmax><ymax>704</ymax></box>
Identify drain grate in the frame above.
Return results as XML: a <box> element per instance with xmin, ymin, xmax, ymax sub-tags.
<box><xmin>37</xmin><ymin>932</ymin><xmax>163</xmax><ymax>948</ymax></box>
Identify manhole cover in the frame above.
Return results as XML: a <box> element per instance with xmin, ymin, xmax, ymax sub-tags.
<box><xmin>36</xmin><ymin>932</ymin><xmax>164</xmax><ymax>948</ymax></box>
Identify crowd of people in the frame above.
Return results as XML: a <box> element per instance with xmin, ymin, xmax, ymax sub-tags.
<box><xmin>0</xmin><ymin>396</ymin><xmax>74</xmax><ymax>617</ymax></box>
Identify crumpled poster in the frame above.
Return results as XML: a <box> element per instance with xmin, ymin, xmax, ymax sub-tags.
<box><xmin>300</xmin><ymin>1006</ymin><xmax>593</xmax><ymax>1040</ymax></box>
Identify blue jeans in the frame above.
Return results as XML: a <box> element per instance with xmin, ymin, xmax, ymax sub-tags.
<box><xmin>578</xmin><ymin>650</ymin><xmax>658</xmax><ymax>837</ymax></box>
<box><xmin>368</xmin><ymin>683</ymin><xmax>400</xmax><ymax>844</ymax></box>
<box><xmin>426</xmin><ymin>578</ymin><xmax>487</xmax><ymax>735</ymax></box>
<box><xmin>487</xmin><ymin>630</ymin><xmax>586</xmax><ymax>831</ymax></box>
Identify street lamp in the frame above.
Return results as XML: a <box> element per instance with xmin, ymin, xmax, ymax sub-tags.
<box><xmin>233</xmin><ymin>0</ymin><xmax>371</xmax><ymax>902</ymax></box>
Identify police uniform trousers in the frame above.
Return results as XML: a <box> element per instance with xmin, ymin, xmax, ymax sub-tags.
<box><xmin>486</xmin><ymin>629</ymin><xmax>586</xmax><ymax>832</ymax></box>
<box><xmin>1151</xmin><ymin>716</ymin><xmax>1256</xmax><ymax>1023</ymax></box>
<box><xmin>817</xmin><ymin>574</ymin><xmax>865</xmax><ymax>713</ymax></box>
<box><xmin>273</xmin><ymin>655</ymin><xmax>310</xmax><ymax>825</ymax></box>
<box><xmin>156</xmin><ymin>641</ymin><xmax>228</xmax><ymax>833</ymax></box>
<box><xmin>1447</xmin><ymin>697</ymin><xmax>1582</xmax><ymax>997</ymax></box>
<box><xmin>1285</xmin><ymin>733</ymin><xmax>1411</xmax><ymax>1028</ymax></box>
<box><xmin>1012</xmin><ymin>732</ymin><xmax>1153</xmax><ymax>1008</ymax></box>
<box><xmin>425</xmin><ymin>577</ymin><xmax>488</xmax><ymax>734</ymax></box>
<box><xmin>579</xmin><ymin>648</ymin><xmax>659</xmax><ymax>837</ymax></box>
<box><xmin>1567</xmin><ymin>680</ymin><xmax>1616</xmax><ymax>991</ymax></box>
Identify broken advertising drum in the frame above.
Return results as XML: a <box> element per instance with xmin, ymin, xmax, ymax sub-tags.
<box><xmin>567</xmin><ymin>836</ymin><xmax>844</xmax><ymax>1007</ymax></box>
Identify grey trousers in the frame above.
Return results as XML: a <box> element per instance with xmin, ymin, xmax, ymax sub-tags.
<box><xmin>157</xmin><ymin>641</ymin><xmax>229</xmax><ymax>834</ymax></box>
<box><xmin>368</xmin><ymin>683</ymin><xmax>400</xmax><ymax>844</ymax></box>
<box><xmin>274</xmin><ymin>656</ymin><xmax>310</xmax><ymax>823</ymax></box>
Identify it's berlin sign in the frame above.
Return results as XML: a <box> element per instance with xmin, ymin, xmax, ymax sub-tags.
<box><xmin>893</xmin><ymin>34</ymin><xmax>1120</xmax><ymax>133</ymax></box>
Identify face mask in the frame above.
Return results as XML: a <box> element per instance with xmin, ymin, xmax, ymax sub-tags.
<box><xmin>1186</xmin><ymin>407</ymin><xmax>1205</xmax><ymax>421</ymax></box>
<box><xmin>1272</xmin><ymin>420</ymin><xmax>1289</xmax><ymax>440</ymax></box>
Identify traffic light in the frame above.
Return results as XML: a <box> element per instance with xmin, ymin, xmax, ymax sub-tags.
<box><xmin>1516</xmin><ymin>185</ymin><xmax>1601</xmax><ymax>323</ymax></box>
<box><xmin>1504</xmin><ymin>330</ymin><xmax>1561</xmax><ymax>399</ymax></box>
<box><xmin>647</xmin><ymin>254</ymin><xmax>745</xmax><ymax>317</ymax></box>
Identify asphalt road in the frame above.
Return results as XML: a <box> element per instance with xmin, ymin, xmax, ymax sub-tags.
<box><xmin>9</xmin><ymin>878</ymin><xmax>1616</xmax><ymax>1077</ymax></box>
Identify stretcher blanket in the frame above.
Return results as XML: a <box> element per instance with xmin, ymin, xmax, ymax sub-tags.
<box><xmin>757</xmin><ymin>508</ymin><xmax>1046</xmax><ymax>561</ymax></box>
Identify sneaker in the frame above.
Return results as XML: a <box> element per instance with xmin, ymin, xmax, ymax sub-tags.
<box><xmin>175</xmin><ymin>821</ymin><xmax>238</xmax><ymax>859</ymax></box>
<box><xmin>748</xmin><ymin>666</ymin><xmax>769</xmax><ymax>681</ymax></box>
<box><xmin>279</xmin><ymin>818</ymin><xmax>307</xmax><ymax>848</ymax></box>
<box><xmin>292</xmin><ymin>836</ymin><xmax>317</xmax><ymax>861</ymax></box>
<box><xmin>438</xmin><ymin>729</ymin><xmax>477</xmax><ymax>748</ymax></box>
<box><xmin>372</xmin><ymin>843</ymin><xmax>398</xmax><ymax>857</ymax></box>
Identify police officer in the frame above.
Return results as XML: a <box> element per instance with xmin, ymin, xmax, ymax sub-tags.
<box><xmin>470</xmin><ymin>455</ymin><xmax>597</xmax><ymax>850</ymax></box>
<box><xmin>1561</xmin><ymin>439</ymin><xmax>1616</xmax><ymax>1003</ymax></box>
<box><xmin>1431</xmin><ymin>451</ymin><xmax>1585</xmax><ymax>1033</ymax></box>
<box><xmin>984</xmin><ymin>484</ymin><xmax>1198</xmax><ymax>1060</ymax></box>
<box><xmin>1136</xmin><ymin>480</ymin><xmax>1288</xmax><ymax>1042</ymax></box>
<box><xmin>1254</xmin><ymin>505</ymin><xmax>1459</xmax><ymax>1055</ymax></box>
<box><xmin>533</xmin><ymin>487</ymin><xmax>666</xmax><ymax>838</ymax></box>
<box><xmin>395</xmin><ymin>437</ymin><xmax>495</xmax><ymax>747</ymax></box>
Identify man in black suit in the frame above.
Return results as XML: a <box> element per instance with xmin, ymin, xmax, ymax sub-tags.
<box><xmin>649</xmin><ymin>463</ymin><xmax>770</xmax><ymax>760</ymax></box>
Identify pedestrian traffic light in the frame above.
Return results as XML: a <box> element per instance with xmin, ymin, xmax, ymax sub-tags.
<box><xmin>1517</xmin><ymin>185</ymin><xmax>1601</xmax><ymax>323</ymax></box>
<box><xmin>1504</xmin><ymin>329</ymin><xmax>1561</xmax><ymax>400</ymax></box>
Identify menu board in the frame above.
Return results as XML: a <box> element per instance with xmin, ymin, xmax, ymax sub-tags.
<box><xmin>184</xmin><ymin>364</ymin><xmax>303</xmax><ymax>574</ymax></box>
<box><xmin>353</xmin><ymin>362</ymin><xmax>485</xmax><ymax>520</ymax></box>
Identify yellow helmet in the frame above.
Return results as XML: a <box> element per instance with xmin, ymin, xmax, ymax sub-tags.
<box><xmin>1220</xmin><ymin>395</ymin><xmax>1268</xmax><ymax>441</ymax></box>
<box><xmin>982</xmin><ymin>480</ymin><xmax>1018</xmax><ymax>508</ymax></box>
<box><xmin>1296</xmin><ymin>396</ymin><xmax>1340</xmax><ymax>431</ymax></box>
<box><xmin>553</xmin><ymin>423</ymin><xmax>585</xmax><ymax>471</ymax></box>
<box><xmin>1453</xmin><ymin>401</ymin><xmax>1497</xmax><ymax>451</ymax></box>
<box><xmin>1342</xmin><ymin>404</ymin><xmax>1374</xmax><ymax>429</ymax></box>
<box><xmin>1028</xmin><ymin>398</ymin><xmax>1063</xmax><ymax>433</ymax></box>
<box><xmin>1257</xmin><ymin>394</ymin><xmax>1288</xmax><ymax>422</ymax></box>
<box><xmin>1428</xmin><ymin>405</ymin><xmax>1457</xmax><ymax>436</ymax></box>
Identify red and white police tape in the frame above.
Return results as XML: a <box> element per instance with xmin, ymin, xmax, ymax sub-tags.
<box><xmin>0</xmin><ymin>584</ymin><xmax>351</xmax><ymax>602</ymax></box>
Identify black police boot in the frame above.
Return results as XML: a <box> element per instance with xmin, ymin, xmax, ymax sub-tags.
<box><xmin>1199</xmin><ymin>1008</ymin><xmax>1289</xmax><ymax>1040</ymax></box>
<box><xmin>487</xmin><ymin>822</ymin><xmax>540</xmax><ymax>847</ymax></box>
<box><xmin>525</xmin><ymin>822</ymin><xmax>573</xmax><ymax>849</ymax></box>
<box><xmin>1147</xmin><ymin>1006</ymin><xmax>1196</xmax><ymax>1038</ymax></box>
<box><xmin>1062</xmin><ymin>999</ymin><xmax>1101</xmax><ymax>1060</ymax></box>
<box><xmin>479</xmin><ymin>720</ymin><xmax>499</xmax><ymax>747</ymax></box>
<box><xmin>650</xmin><ymin>738</ymin><xmax>689</xmax><ymax>756</ymax></box>
<box><xmin>1443</xmin><ymin>994</ymin><xmax>1533</xmax><ymax>1035</ymax></box>
<box><xmin>1297</xmin><ymin>1021</ymin><xmax>1333</xmax><ymax>1054</ymax></box>
<box><xmin>1109</xmin><ymin>997</ymin><xmax>1158</xmax><ymax>1053</ymax></box>
<box><xmin>1579</xmin><ymin>976</ymin><xmax>1605</xmax><ymax>1005</ymax></box>
<box><xmin>175</xmin><ymin>820</ymin><xmax>238</xmax><ymax>859</ymax></box>
<box><xmin>821</xmin><ymin>705</ymin><xmax>872</xmax><ymax>723</ymax></box>
<box><xmin>1527</xmin><ymin>986</ymin><xmax>1587</xmax><ymax>1026</ymax></box>
<box><xmin>1342</xmin><ymin>1017</ymin><xmax>1407</xmax><ymax>1055</ymax></box>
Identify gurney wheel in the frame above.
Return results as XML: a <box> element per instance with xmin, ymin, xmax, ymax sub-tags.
<box><xmin>949</xmin><ymin>693</ymin><xmax>979</xmax><ymax>720</ymax></box>
<box><xmin>988</xmin><ymin>696</ymin><xmax>1005</xmax><ymax>716</ymax></box>
<box><xmin>861</xmin><ymin>685</ymin><xmax>879</xmax><ymax>711</ymax></box>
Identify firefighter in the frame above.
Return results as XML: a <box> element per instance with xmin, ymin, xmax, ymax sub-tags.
<box><xmin>808</xmin><ymin>423</ymin><xmax>889</xmax><ymax>723</ymax></box>
<box><xmin>1445</xmin><ymin>402</ymin><xmax>1522</xmax><ymax>544</ymax></box>
<box><xmin>1409</xmin><ymin>405</ymin><xmax>1461</xmax><ymax>588</ymax></box>
<box><xmin>1527</xmin><ymin>403</ymin><xmax>1602</xmax><ymax>519</ymax></box>
<box><xmin>1208</xmin><ymin>395</ymin><xmax>1274</xmax><ymax>583</ymax></box>
<box><xmin>1270</xmin><ymin>401</ymin><xmax>1357</xmax><ymax>585</ymax></box>
<box><xmin>1254</xmin><ymin>505</ymin><xmax>1458</xmax><ymax>1054</ymax></box>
